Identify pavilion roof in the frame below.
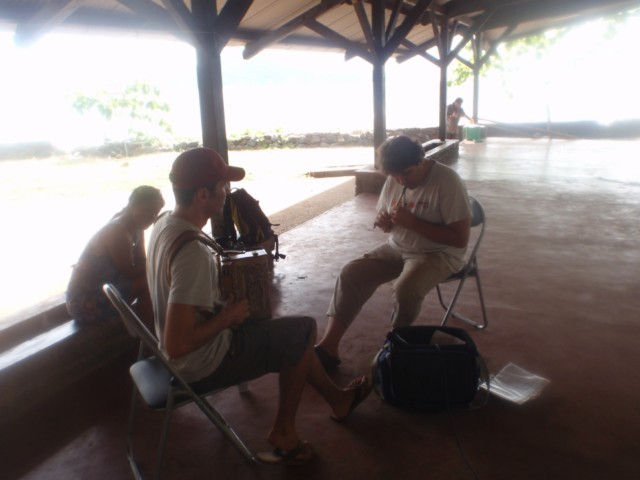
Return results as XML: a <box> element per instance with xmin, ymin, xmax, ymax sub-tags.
<box><xmin>1</xmin><ymin>0</ymin><xmax>638</xmax><ymax>62</ymax></box>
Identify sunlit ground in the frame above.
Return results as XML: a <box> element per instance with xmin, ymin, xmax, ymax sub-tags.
<box><xmin>3</xmin><ymin>137</ymin><xmax>639</xmax><ymax>325</ymax></box>
<box><xmin>0</xmin><ymin>147</ymin><xmax>373</xmax><ymax>322</ymax></box>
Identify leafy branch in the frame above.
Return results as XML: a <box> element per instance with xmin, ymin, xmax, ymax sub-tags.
<box><xmin>72</xmin><ymin>81</ymin><xmax>173</xmax><ymax>144</ymax></box>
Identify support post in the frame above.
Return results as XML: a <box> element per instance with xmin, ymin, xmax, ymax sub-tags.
<box><xmin>196</xmin><ymin>46</ymin><xmax>228</xmax><ymax>161</ymax></box>
<box><xmin>192</xmin><ymin>0</ymin><xmax>228</xmax><ymax>162</ymax></box>
<box><xmin>472</xmin><ymin>35</ymin><xmax>480</xmax><ymax>123</ymax></box>
<box><xmin>372</xmin><ymin>60</ymin><xmax>386</xmax><ymax>167</ymax></box>
<box><xmin>437</xmin><ymin>19</ymin><xmax>449</xmax><ymax>141</ymax></box>
<box><xmin>371</xmin><ymin>0</ymin><xmax>386</xmax><ymax>167</ymax></box>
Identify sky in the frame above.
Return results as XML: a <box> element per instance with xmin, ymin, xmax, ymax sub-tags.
<box><xmin>0</xmin><ymin>9</ymin><xmax>639</xmax><ymax>150</ymax></box>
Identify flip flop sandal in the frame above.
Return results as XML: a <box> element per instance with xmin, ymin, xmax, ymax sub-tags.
<box><xmin>314</xmin><ymin>345</ymin><xmax>341</xmax><ymax>372</ymax></box>
<box><xmin>257</xmin><ymin>441</ymin><xmax>314</xmax><ymax>466</ymax></box>
<box><xmin>331</xmin><ymin>376</ymin><xmax>372</xmax><ymax>422</ymax></box>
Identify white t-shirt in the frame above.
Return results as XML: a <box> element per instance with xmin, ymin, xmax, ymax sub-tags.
<box><xmin>376</xmin><ymin>161</ymin><xmax>471</xmax><ymax>270</ymax></box>
<box><xmin>146</xmin><ymin>212</ymin><xmax>232</xmax><ymax>382</ymax></box>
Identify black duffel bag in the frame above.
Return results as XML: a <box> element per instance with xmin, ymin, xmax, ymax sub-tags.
<box><xmin>372</xmin><ymin>326</ymin><xmax>489</xmax><ymax>410</ymax></box>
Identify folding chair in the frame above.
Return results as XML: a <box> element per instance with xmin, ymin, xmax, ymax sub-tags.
<box><xmin>102</xmin><ymin>284</ymin><xmax>256</xmax><ymax>480</ymax></box>
<box><xmin>437</xmin><ymin>196</ymin><xmax>489</xmax><ymax>329</ymax></box>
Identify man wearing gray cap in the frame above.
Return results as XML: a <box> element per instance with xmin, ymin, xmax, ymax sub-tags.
<box><xmin>146</xmin><ymin>147</ymin><xmax>370</xmax><ymax>465</ymax></box>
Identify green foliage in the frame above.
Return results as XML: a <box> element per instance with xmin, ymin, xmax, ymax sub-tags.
<box><xmin>72</xmin><ymin>81</ymin><xmax>173</xmax><ymax>144</ymax></box>
<box><xmin>448</xmin><ymin>6</ymin><xmax>638</xmax><ymax>87</ymax></box>
<box><xmin>448</xmin><ymin>30</ymin><xmax>564</xmax><ymax>87</ymax></box>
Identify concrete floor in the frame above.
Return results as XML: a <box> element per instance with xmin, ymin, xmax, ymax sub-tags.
<box><xmin>3</xmin><ymin>137</ymin><xmax>639</xmax><ymax>479</ymax></box>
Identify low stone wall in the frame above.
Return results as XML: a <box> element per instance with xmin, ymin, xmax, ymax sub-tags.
<box><xmin>227</xmin><ymin>127</ymin><xmax>439</xmax><ymax>150</ymax></box>
<box><xmin>0</xmin><ymin>128</ymin><xmax>441</xmax><ymax>160</ymax></box>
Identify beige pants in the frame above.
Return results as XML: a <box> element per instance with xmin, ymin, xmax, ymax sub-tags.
<box><xmin>327</xmin><ymin>243</ymin><xmax>456</xmax><ymax>328</ymax></box>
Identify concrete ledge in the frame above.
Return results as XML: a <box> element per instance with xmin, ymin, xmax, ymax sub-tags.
<box><xmin>0</xmin><ymin>318</ymin><xmax>134</xmax><ymax>424</ymax></box>
<box><xmin>306</xmin><ymin>167</ymin><xmax>359</xmax><ymax>178</ymax></box>
<box><xmin>355</xmin><ymin>166</ymin><xmax>386</xmax><ymax>195</ymax></box>
<box><xmin>0</xmin><ymin>295</ymin><xmax>69</xmax><ymax>353</ymax></box>
<box><xmin>423</xmin><ymin>139</ymin><xmax>459</xmax><ymax>165</ymax></box>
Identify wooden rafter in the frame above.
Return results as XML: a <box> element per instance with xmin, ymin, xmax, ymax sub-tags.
<box><xmin>395</xmin><ymin>37</ymin><xmax>438</xmax><ymax>62</ymax></box>
<box><xmin>382</xmin><ymin>0</ymin><xmax>433</xmax><ymax>60</ymax></box>
<box><xmin>430</xmin><ymin>10</ymin><xmax>444</xmax><ymax>59</ymax></box>
<box><xmin>446</xmin><ymin>0</ymin><xmax>529</xmax><ymax>19</ymax></box>
<box><xmin>304</xmin><ymin>19</ymin><xmax>374</xmax><ymax>63</ymax></box>
<box><xmin>213</xmin><ymin>0</ymin><xmax>254</xmax><ymax>48</ymax></box>
<box><xmin>446</xmin><ymin>8</ymin><xmax>494</xmax><ymax>64</ymax></box>
<box><xmin>353</xmin><ymin>0</ymin><xmax>376</xmax><ymax>54</ymax></box>
<box><xmin>401</xmin><ymin>39</ymin><xmax>440</xmax><ymax>66</ymax></box>
<box><xmin>371</xmin><ymin>0</ymin><xmax>385</xmax><ymax>50</ymax></box>
<box><xmin>158</xmin><ymin>0</ymin><xmax>201</xmax><ymax>47</ymax></box>
<box><xmin>479</xmin><ymin>24</ymin><xmax>516</xmax><ymax>64</ymax></box>
<box><xmin>455</xmin><ymin>22</ymin><xmax>516</xmax><ymax>69</ymax></box>
<box><xmin>455</xmin><ymin>54</ymin><xmax>473</xmax><ymax>69</ymax></box>
<box><xmin>14</xmin><ymin>0</ymin><xmax>81</xmax><ymax>45</ymax></box>
<box><xmin>384</xmin><ymin>0</ymin><xmax>403</xmax><ymax>42</ymax></box>
<box><xmin>117</xmin><ymin>0</ymin><xmax>170</xmax><ymax>21</ymax></box>
<box><xmin>242</xmin><ymin>0</ymin><xmax>344</xmax><ymax>59</ymax></box>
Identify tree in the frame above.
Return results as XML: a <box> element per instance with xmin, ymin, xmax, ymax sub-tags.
<box><xmin>448</xmin><ymin>7</ymin><xmax>639</xmax><ymax>88</ymax></box>
<box><xmin>448</xmin><ymin>29</ymin><xmax>566</xmax><ymax>87</ymax></box>
<box><xmin>72</xmin><ymin>81</ymin><xmax>173</xmax><ymax>145</ymax></box>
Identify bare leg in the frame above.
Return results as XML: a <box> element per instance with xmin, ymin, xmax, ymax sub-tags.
<box><xmin>319</xmin><ymin>246</ymin><xmax>402</xmax><ymax>362</ymax></box>
<box><xmin>267</xmin><ymin>346</ymin><xmax>312</xmax><ymax>451</ymax></box>
<box><xmin>316</xmin><ymin>316</ymin><xmax>349</xmax><ymax>359</ymax></box>
<box><xmin>304</xmin><ymin>346</ymin><xmax>364</xmax><ymax>419</ymax></box>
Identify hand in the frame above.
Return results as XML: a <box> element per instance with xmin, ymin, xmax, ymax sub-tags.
<box><xmin>374</xmin><ymin>211</ymin><xmax>393</xmax><ymax>233</ymax></box>
<box><xmin>390</xmin><ymin>206</ymin><xmax>416</xmax><ymax>230</ymax></box>
<box><xmin>220</xmin><ymin>294</ymin><xmax>249</xmax><ymax>328</ymax></box>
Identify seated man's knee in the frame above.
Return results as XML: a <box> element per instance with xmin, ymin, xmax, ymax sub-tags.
<box><xmin>339</xmin><ymin>259</ymin><xmax>361</xmax><ymax>282</ymax></box>
<box><xmin>294</xmin><ymin>316</ymin><xmax>317</xmax><ymax>346</ymax></box>
<box><xmin>304</xmin><ymin>316</ymin><xmax>317</xmax><ymax>339</ymax></box>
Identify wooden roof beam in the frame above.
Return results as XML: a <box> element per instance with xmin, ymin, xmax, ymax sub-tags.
<box><xmin>454</xmin><ymin>54</ymin><xmax>473</xmax><ymax>69</ymax></box>
<box><xmin>384</xmin><ymin>0</ymin><xmax>404</xmax><ymax>42</ymax></box>
<box><xmin>479</xmin><ymin>24</ymin><xmax>515</xmax><ymax>64</ymax></box>
<box><xmin>116</xmin><ymin>0</ymin><xmax>188</xmax><ymax>39</ymax></box>
<box><xmin>395</xmin><ymin>37</ymin><xmax>438</xmax><ymax>62</ymax></box>
<box><xmin>430</xmin><ymin>9</ymin><xmax>444</xmax><ymax>58</ymax></box>
<box><xmin>14</xmin><ymin>0</ymin><xmax>81</xmax><ymax>46</ymax></box>
<box><xmin>213</xmin><ymin>0</ymin><xmax>254</xmax><ymax>48</ymax></box>
<box><xmin>446</xmin><ymin>0</ymin><xmax>529</xmax><ymax>19</ymax></box>
<box><xmin>446</xmin><ymin>8</ymin><xmax>494</xmax><ymax>64</ymax></box>
<box><xmin>401</xmin><ymin>39</ymin><xmax>440</xmax><ymax>66</ymax></box>
<box><xmin>159</xmin><ymin>0</ymin><xmax>202</xmax><ymax>47</ymax></box>
<box><xmin>353</xmin><ymin>0</ymin><xmax>376</xmax><ymax>53</ymax></box>
<box><xmin>305</xmin><ymin>18</ymin><xmax>374</xmax><ymax>63</ymax></box>
<box><xmin>382</xmin><ymin>0</ymin><xmax>433</xmax><ymax>61</ymax></box>
<box><xmin>117</xmin><ymin>0</ymin><xmax>170</xmax><ymax>21</ymax></box>
<box><xmin>242</xmin><ymin>0</ymin><xmax>344</xmax><ymax>59</ymax></box>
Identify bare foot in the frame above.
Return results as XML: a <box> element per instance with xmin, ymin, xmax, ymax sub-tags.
<box><xmin>267</xmin><ymin>431</ymin><xmax>302</xmax><ymax>453</ymax></box>
<box><xmin>257</xmin><ymin>441</ymin><xmax>314</xmax><ymax>465</ymax></box>
<box><xmin>331</xmin><ymin>376</ymin><xmax>371</xmax><ymax>421</ymax></box>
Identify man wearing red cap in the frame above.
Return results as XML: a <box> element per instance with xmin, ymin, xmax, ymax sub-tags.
<box><xmin>146</xmin><ymin>147</ymin><xmax>370</xmax><ymax>465</ymax></box>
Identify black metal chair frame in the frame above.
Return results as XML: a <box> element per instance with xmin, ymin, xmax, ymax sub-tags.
<box><xmin>437</xmin><ymin>196</ymin><xmax>489</xmax><ymax>329</ymax></box>
<box><xmin>102</xmin><ymin>283</ymin><xmax>256</xmax><ymax>480</ymax></box>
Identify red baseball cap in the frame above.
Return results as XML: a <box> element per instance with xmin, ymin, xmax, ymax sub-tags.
<box><xmin>169</xmin><ymin>147</ymin><xmax>245</xmax><ymax>189</ymax></box>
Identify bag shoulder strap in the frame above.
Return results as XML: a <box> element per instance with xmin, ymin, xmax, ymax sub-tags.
<box><xmin>165</xmin><ymin>229</ymin><xmax>224</xmax><ymax>283</ymax></box>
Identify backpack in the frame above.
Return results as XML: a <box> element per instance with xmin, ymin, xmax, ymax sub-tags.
<box><xmin>217</xmin><ymin>188</ymin><xmax>285</xmax><ymax>262</ymax></box>
<box><xmin>372</xmin><ymin>326</ymin><xmax>489</xmax><ymax>411</ymax></box>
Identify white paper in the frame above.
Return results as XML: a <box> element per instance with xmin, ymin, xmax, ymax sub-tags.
<box><xmin>480</xmin><ymin>362</ymin><xmax>550</xmax><ymax>405</ymax></box>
